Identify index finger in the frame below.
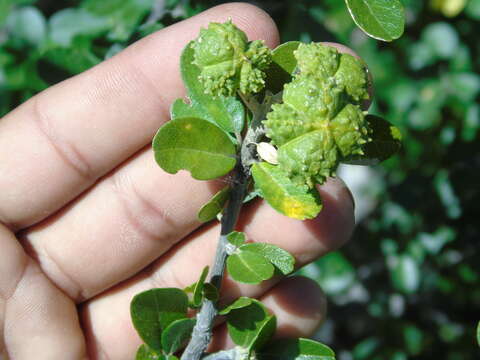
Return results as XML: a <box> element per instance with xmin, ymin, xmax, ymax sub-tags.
<box><xmin>0</xmin><ymin>3</ymin><xmax>280</xmax><ymax>231</ymax></box>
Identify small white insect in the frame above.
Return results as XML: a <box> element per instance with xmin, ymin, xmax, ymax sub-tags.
<box><xmin>256</xmin><ymin>142</ymin><xmax>279</xmax><ymax>165</ymax></box>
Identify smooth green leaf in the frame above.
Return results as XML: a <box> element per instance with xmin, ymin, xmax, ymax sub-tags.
<box><xmin>251</xmin><ymin>162</ymin><xmax>322</xmax><ymax>220</ymax></box>
<box><xmin>258</xmin><ymin>338</ymin><xmax>335</xmax><ymax>360</ymax></box>
<box><xmin>41</xmin><ymin>37</ymin><xmax>101</xmax><ymax>75</ymax></box>
<box><xmin>344</xmin><ymin>0</ymin><xmax>405</xmax><ymax>41</ymax></box>
<box><xmin>48</xmin><ymin>8</ymin><xmax>109</xmax><ymax>46</ymax></box>
<box><xmin>161</xmin><ymin>318</ymin><xmax>196</xmax><ymax>355</ymax></box>
<box><xmin>82</xmin><ymin>0</ymin><xmax>154</xmax><ymax>41</ymax></box>
<box><xmin>390</xmin><ymin>255</ymin><xmax>420</xmax><ymax>294</ymax></box>
<box><xmin>202</xmin><ymin>283</ymin><xmax>219</xmax><ymax>302</ymax></box>
<box><xmin>192</xmin><ymin>266</ymin><xmax>209</xmax><ymax>307</ymax></box>
<box><xmin>0</xmin><ymin>0</ymin><xmax>12</xmax><ymax>26</ymax></box>
<box><xmin>226</xmin><ymin>299</ymin><xmax>276</xmax><ymax>351</ymax></box>
<box><xmin>219</xmin><ymin>297</ymin><xmax>253</xmax><ymax>315</ymax></box>
<box><xmin>240</xmin><ymin>243</ymin><xmax>295</xmax><ymax>275</ymax></box>
<box><xmin>265</xmin><ymin>41</ymin><xmax>301</xmax><ymax>93</ymax></box>
<box><xmin>130</xmin><ymin>288</ymin><xmax>189</xmax><ymax>351</ymax></box>
<box><xmin>173</xmin><ymin>42</ymin><xmax>245</xmax><ymax>134</ymax></box>
<box><xmin>197</xmin><ymin>186</ymin><xmax>230</xmax><ymax>222</ymax></box>
<box><xmin>477</xmin><ymin>321</ymin><xmax>480</xmax><ymax>346</ymax></box>
<box><xmin>6</xmin><ymin>6</ymin><xmax>46</xmax><ymax>47</ymax></box>
<box><xmin>226</xmin><ymin>231</ymin><xmax>246</xmax><ymax>248</ymax></box>
<box><xmin>343</xmin><ymin>115</ymin><xmax>402</xmax><ymax>165</ymax></box>
<box><xmin>135</xmin><ymin>344</ymin><xmax>162</xmax><ymax>360</ymax></box>
<box><xmin>152</xmin><ymin>117</ymin><xmax>236</xmax><ymax>180</ymax></box>
<box><xmin>422</xmin><ymin>22</ymin><xmax>459</xmax><ymax>59</ymax></box>
<box><xmin>227</xmin><ymin>250</ymin><xmax>275</xmax><ymax>284</ymax></box>
<box><xmin>302</xmin><ymin>251</ymin><xmax>355</xmax><ymax>295</ymax></box>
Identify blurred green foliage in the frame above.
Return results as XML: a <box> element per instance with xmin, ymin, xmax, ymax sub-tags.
<box><xmin>0</xmin><ymin>0</ymin><xmax>479</xmax><ymax>359</ymax></box>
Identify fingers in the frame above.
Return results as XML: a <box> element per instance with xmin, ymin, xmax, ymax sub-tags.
<box><xmin>20</xmin><ymin>1</ymin><xmax>280</xmax><ymax>302</ymax></box>
<box><xmin>22</xmin><ymin>149</ymin><xmax>227</xmax><ymax>302</ymax></box>
<box><xmin>209</xmin><ymin>276</ymin><xmax>327</xmax><ymax>351</ymax></box>
<box><xmin>0</xmin><ymin>2</ymin><xmax>280</xmax><ymax>231</ymax></box>
<box><xmin>80</xmin><ymin>178</ymin><xmax>354</xmax><ymax>359</ymax></box>
<box><xmin>0</xmin><ymin>225</ymin><xmax>87</xmax><ymax>359</ymax></box>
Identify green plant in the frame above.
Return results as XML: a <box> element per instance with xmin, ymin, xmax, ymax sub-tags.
<box><xmin>129</xmin><ymin>20</ymin><xmax>400</xmax><ymax>360</ymax></box>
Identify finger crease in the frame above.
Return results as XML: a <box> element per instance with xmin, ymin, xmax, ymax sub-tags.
<box><xmin>110</xmin><ymin>173</ymin><xmax>176</xmax><ymax>244</ymax></box>
<box><xmin>32</xmin><ymin>96</ymin><xmax>96</xmax><ymax>183</ymax></box>
<box><xmin>149</xmin><ymin>258</ymin><xmax>188</xmax><ymax>290</ymax></box>
<box><xmin>38</xmin><ymin>245</ymin><xmax>84</xmax><ymax>302</ymax></box>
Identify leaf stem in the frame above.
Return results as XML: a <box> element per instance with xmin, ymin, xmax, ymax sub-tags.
<box><xmin>181</xmin><ymin>165</ymin><xmax>248</xmax><ymax>360</ymax></box>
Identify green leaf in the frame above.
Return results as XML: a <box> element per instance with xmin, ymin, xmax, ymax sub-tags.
<box><xmin>202</xmin><ymin>283</ymin><xmax>219</xmax><ymax>302</ymax></box>
<box><xmin>226</xmin><ymin>299</ymin><xmax>277</xmax><ymax>351</ymax></box>
<box><xmin>197</xmin><ymin>186</ymin><xmax>230</xmax><ymax>222</ymax></box>
<box><xmin>251</xmin><ymin>162</ymin><xmax>322</xmax><ymax>220</ymax></box>
<box><xmin>48</xmin><ymin>8</ymin><xmax>110</xmax><ymax>46</ymax></box>
<box><xmin>135</xmin><ymin>344</ymin><xmax>162</xmax><ymax>360</ymax></box>
<box><xmin>82</xmin><ymin>0</ymin><xmax>154</xmax><ymax>41</ymax></box>
<box><xmin>41</xmin><ymin>37</ymin><xmax>101</xmax><ymax>75</ymax></box>
<box><xmin>130</xmin><ymin>288</ymin><xmax>189</xmax><ymax>351</ymax></box>
<box><xmin>219</xmin><ymin>297</ymin><xmax>253</xmax><ymax>315</ymax></box>
<box><xmin>152</xmin><ymin>117</ymin><xmax>237</xmax><ymax>180</ymax></box>
<box><xmin>390</xmin><ymin>254</ymin><xmax>420</xmax><ymax>294</ymax></box>
<box><xmin>173</xmin><ymin>42</ymin><xmax>245</xmax><ymax>134</ymax></box>
<box><xmin>192</xmin><ymin>266</ymin><xmax>209</xmax><ymax>307</ymax></box>
<box><xmin>477</xmin><ymin>321</ymin><xmax>480</xmax><ymax>346</ymax></box>
<box><xmin>343</xmin><ymin>115</ymin><xmax>402</xmax><ymax>165</ymax></box>
<box><xmin>227</xmin><ymin>250</ymin><xmax>275</xmax><ymax>284</ymax></box>
<box><xmin>240</xmin><ymin>243</ymin><xmax>295</xmax><ymax>275</ymax></box>
<box><xmin>226</xmin><ymin>231</ymin><xmax>246</xmax><ymax>248</ymax></box>
<box><xmin>6</xmin><ymin>6</ymin><xmax>46</xmax><ymax>47</ymax></box>
<box><xmin>258</xmin><ymin>338</ymin><xmax>335</xmax><ymax>360</ymax></box>
<box><xmin>344</xmin><ymin>0</ymin><xmax>405</xmax><ymax>41</ymax></box>
<box><xmin>265</xmin><ymin>41</ymin><xmax>301</xmax><ymax>93</ymax></box>
<box><xmin>161</xmin><ymin>318</ymin><xmax>196</xmax><ymax>355</ymax></box>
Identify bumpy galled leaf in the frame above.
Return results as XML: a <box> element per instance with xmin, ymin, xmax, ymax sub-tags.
<box><xmin>343</xmin><ymin>115</ymin><xmax>402</xmax><ymax>165</ymax></box>
<box><xmin>191</xmin><ymin>20</ymin><xmax>272</xmax><ymax>96</ymax></box>
<box><xmin>344</xmin><ymin>0</ymin><xmax>405</xmax><ymax>41</ymax></box>
<box><xmin>265</xmin><ymin>41</ymin><xmax>301</xmax><ymax>93</ymax></box>
<box><xmin>258</xmin><ymin>338</ymin><xmax>335</xmax><ymax>360</ymax></box>
<box><xmin>152</xmin><ymin>117</ymin><xmax>236</xmax><ymax>180</ymax></box>
<box><xmin>197</xmin><ymin>187</ymin><xmax>230</xmax><ymax>222</ymax></box>
<box><xmin>173</xmin><ymin>42</ymin><xmax>245</xmax><ymax>134</ymax></box>
<box><xmin>161</xmin><ymin>318</ymin><xmax>196</xmax><ymax>355</ymax></box>
<box><xmin>130</xmin><ymin>288</ymin><xmax>188</xmax><ymax>351</ymax></box>
<box><xmin>219</xmin><ymin>297</ymin><xmax>253</xmax><ymax>315</ymax></box>
<box><xmin>251</xmin><ymin>162</ymin><xmax>322</xmax><ymax>220</ymax></box>
<box><xmin>227</xmin><ymin>249</ymin><xmax>275</xmax><ymax>284</ymax></box>
<box><xmin>226</xmin><ymin>299</ymin><xmax>277</xmax><ymax>352</ymax></box>
<box><xmin>240</xmin><ymin>243</ymin><xmax>295</xmax><ymax>275</ymax></box>
<box><xmin>264</xmin><ymin>43</ymin><xmax>371</xmax><ymax>188</ymax></box>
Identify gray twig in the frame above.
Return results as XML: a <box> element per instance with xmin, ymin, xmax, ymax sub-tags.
<box><xmin>180</xmin><ymin>92</ymin><xmax>277</xmax><ymax>360</ymax></box>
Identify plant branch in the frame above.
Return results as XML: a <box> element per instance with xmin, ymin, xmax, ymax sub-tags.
<box><xmin>181</xmin><ymin>92</ymin><xmax>278</xmax><ymax>360</ymax></box>
<box><xmin>181</xmin><ymin>164</ymin><xmax>248</xmax><ymax>360</ymax></box>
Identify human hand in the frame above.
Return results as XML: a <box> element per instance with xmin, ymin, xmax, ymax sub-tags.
<box><xmin>0</xmin><ymin>3</ymin><xmax>355</xmax><ymax>359</ymax></box>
